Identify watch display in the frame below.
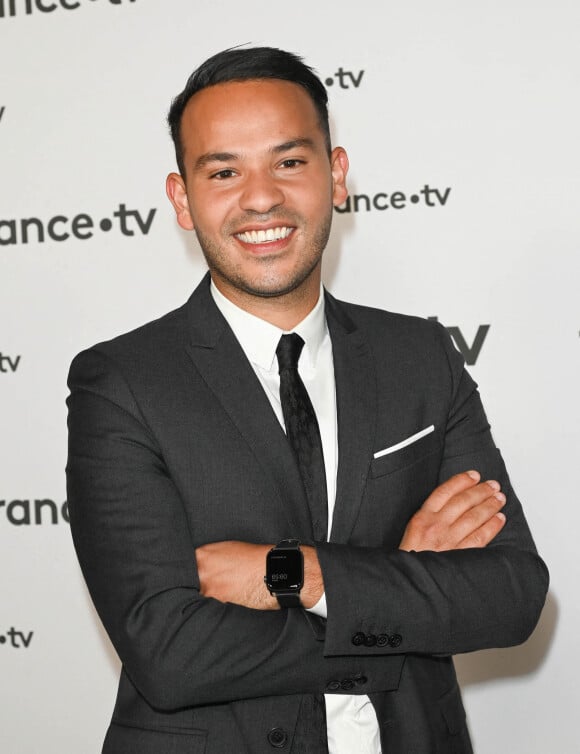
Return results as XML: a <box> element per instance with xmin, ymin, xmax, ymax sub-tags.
<box><xmin>264</xmin><ymin>539</ymin><xmax>304</xmax><ymax>607</ymax></box>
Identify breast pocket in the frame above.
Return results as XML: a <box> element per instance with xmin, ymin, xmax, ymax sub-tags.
<box><xmin>370</xmin><ymin>429</ymin><xmax>441</xmax><ymax>479</ymax></box>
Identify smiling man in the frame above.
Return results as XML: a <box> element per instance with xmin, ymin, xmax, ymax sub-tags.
<box><xmin>67</xmin><ymin>47</ymin><xmax>548</xmax><ymax>754</ymax></box>
<box><xmin>166</xmin><ymin>76</ymin><xmax>346</xmax><ymax>328</ymax></box>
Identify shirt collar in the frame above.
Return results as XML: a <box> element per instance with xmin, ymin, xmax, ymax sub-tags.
<box><xmin>210</xmin><ymin>279</ymin><xmax>328</xmax><ymax>372</ymax></box>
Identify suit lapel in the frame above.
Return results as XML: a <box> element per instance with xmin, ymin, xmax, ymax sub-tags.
<box><xmin>183</xmin><ymin>276</ymin><xmax>314</xmax><ymax>538</ymax></box>
<box><xmin>325</xmin><ymin>292</ymin><xmax>377</xmax><ymax>543</ymax></box>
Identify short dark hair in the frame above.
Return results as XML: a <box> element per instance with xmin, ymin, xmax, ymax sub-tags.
<box><xmin>167</xmin><ymin>46</ymin><xmax>331</xmax><ymax>177</ymax></box>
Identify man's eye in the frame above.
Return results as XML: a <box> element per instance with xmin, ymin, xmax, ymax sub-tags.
<box><xmin>211</xmin><ymin>169</ymin><xmax>236</xmax><ymax>179</ymax></box>
<box><xmin>280</xmin><ymin>159</ymin><xmax>304</xmax><ymax>169</ymax></box>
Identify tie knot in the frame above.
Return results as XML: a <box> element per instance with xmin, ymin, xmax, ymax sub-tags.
<box><xmin>276</xmin><ymin>333</ymin><xmax>305</xmax><ymax>372</ymax></box>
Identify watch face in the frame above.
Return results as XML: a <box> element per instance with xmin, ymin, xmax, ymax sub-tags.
<box><xmin>266</xmin><ymin>550</ymin><xmax>303</xmax><ymax>591</ymax></box>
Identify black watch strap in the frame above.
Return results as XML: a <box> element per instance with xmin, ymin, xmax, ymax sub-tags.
<box><xmin>277</xmin><ymin>538</ymin><xmax>300</xmax><ymax>549</ymax></box>
<box><xmin>276</xmin><ymin>592</ymin><xmax>302</xmax><ymax>608</ymax></box>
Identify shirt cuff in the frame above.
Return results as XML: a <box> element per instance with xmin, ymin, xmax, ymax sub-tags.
<box><xmin>306</xmin><ymin>591</ymin><xmax>328</xmax><ymax>618</ymax></box>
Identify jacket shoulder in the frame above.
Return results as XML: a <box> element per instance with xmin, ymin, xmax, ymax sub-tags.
<box><xmin>327</xmin><ymin>293</ymin><xmax>464</xmax><ymax>382</ymax></box>
<box><xmin>328</xmin><ymin>294</ymin><xmax>446</xmax><ymax>345</ymax></box>
<box><xmin>67</xmin><ymin>300</ymin><xmax>192</xmax><ymax>388</ymax></box>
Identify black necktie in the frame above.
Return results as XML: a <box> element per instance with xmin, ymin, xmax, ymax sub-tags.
<box><xmin>276</xmin><ymin>333</ymin><xmax>328</xmax><ymax>542</ymax></box>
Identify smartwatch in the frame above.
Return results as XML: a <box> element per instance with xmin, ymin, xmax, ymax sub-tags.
<box><xmin>264</xmin><ymin>539</ymin><xmax>304</xmax><ymax>608</ymax></box>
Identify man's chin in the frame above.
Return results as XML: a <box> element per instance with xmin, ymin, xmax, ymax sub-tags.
<box><xmin>235</xmin><ymin>281</ymin><xmax>305</xmax><ymax>300</ymax></box>
<box><xmin>211</xmin><ymin>265</ymin><xmax>320</xmax><ymax>301</ymax></box>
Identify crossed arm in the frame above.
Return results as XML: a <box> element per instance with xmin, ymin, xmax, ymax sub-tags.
<box><xmin>67</xmin><ymin>342</ymin><xmax>548</xmax><ymax>710</ymax></box>
<box><xmin>196</xmin><ymin>470</ymin><xmax>508</xmax><ymax>610</ymax></box>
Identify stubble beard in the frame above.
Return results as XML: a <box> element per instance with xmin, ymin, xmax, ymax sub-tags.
<box><xmin>194</xmin><ymin>208</ymin><xmax>333</xmax><ymax>300</ymax></box>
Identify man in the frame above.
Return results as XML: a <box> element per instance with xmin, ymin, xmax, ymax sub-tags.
<box><xmin>67</xmin><ymin>47</ymin><xmax>548</xmax><ymax>753</ymax></box>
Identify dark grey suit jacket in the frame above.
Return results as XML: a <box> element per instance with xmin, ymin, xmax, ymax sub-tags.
<box><xmin>67</xmin><ymin>273</ymin><xmax>548</xmax><ymax>754</ymax></box>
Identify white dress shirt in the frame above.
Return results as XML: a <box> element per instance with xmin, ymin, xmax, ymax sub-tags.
<box><xmin>210</xmin><ymin>281</ymin><xmax>382</xmax><ymax>754</ymax></box>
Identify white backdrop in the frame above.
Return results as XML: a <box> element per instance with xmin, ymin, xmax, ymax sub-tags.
<box><xmin>1</xmin><ymin>1</ymin><xmax>578</xmax><ymax>751</ymax></box>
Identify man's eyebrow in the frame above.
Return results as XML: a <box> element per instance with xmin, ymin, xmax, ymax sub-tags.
<box><xmin>270</xmin><ymin>138</ymin><xmax>316</xmax><ymax>154</ymax></box>
<box><xmin>193</xmin><ymin>139</ymin><xmax>316</xmax><ymax>171</ymax></box>
<box><xmin>193</xmin><ymin>152</ymin><xmax>239</xmax><ymax>171</ymax></box>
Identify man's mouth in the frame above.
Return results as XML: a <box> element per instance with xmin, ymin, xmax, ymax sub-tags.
<box><xmin>235</xmin><ymin>226</ymin><xmax>294</xmax><ymax>245</ymax></box>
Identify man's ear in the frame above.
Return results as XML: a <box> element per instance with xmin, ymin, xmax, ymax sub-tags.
<box><xmin>166</xmin><ymin>172</ymin><xmax>195</xmax><ymax>230</ymax></box>
<box><xmin>330</xmin><ymin>147</ymin><xmax>349</xmax><ymax>207</ymax></box>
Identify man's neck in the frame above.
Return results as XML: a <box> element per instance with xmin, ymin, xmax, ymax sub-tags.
<box><xmin>210</xmin><ymin>273</ymin><xmax>322</xmax><ymax>331</ymax></box>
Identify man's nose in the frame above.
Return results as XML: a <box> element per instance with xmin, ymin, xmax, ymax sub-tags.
<box><xmin>239</xmin><ymin>171</ymin><xmax>285</xmax><ymax>214</ymax></box>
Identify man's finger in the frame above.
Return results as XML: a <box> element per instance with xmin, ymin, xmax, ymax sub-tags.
<box><xmin>448</xmin><ymin>493</ymin><xmax>506</xmax><ymax>545</ymax></box>
<box><xmin>422</xmin><ymin>470</ymin><xmax>481</xmax><ymax>513</ymax></box>
<box><xmin>455</xmin><ymin>512</ymin><xmax>507</xmax><ymax>549</ymax></box>
<box><xmin>400</xmin><ymin>478</ymin><xmax>506</xmax><ymax>552</ymax></box>
<box><xmin>439</xmin><ymin>481</ymin><xmax>505</xmax><ymax>525</ymax></box>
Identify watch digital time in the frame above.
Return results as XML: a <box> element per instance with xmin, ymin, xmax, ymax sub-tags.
<box><xmin>264</xmin><ymin>539</ymin><xmax>304</xmax><ymax>608</ymax></box>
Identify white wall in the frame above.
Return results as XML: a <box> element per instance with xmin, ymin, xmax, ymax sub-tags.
<box><xmin>1</xmin><ymin>1</ymin><xmax>577</xmax><ymax>751</ymax></box>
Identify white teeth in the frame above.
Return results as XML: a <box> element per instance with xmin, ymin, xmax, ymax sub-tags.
<box><xmin>236</xmin><ymin>226</ymin><xmax>293</xmax><ymax>244</ymax></box>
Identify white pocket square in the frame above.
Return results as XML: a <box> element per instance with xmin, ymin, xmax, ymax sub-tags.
<box><xmin>373</xmin><ymin>425</ymin><xmax>435</xmax><ymax>460</ymax></box>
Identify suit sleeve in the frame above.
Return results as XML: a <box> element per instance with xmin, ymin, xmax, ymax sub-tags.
<box><xmin>66</xmin><ymin>347</ymin><xmax>404</xmax><ymax>712</ymax></box>
<box><xmin>317</xmin><ymin>323</ymin><xmax>549</xmax><ymax>658</ymax></box>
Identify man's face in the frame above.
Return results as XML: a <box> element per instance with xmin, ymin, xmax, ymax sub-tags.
<box><xmin>167</xmin><ymin>79</ymin><xmax>348</xmax><ymax>309</ymax></box>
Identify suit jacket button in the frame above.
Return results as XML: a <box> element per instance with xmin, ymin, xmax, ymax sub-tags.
<box><xmin>376</xmin><ymin>634</ymin><xmax>389</xmax><ymax>647</ymax></box>
<box><xmin>354</xmin><ymin>674</ymin><xmax>368</xmax><ymax>686</ymax></box>
<box><xmin>352</xmin><ymin>632</ymin><xmax>366</xmax><ymax>646</ymax></box>
<box><xmin>340</xmin><ymin>679</ymin><xmax>355</xmax><ymax>691</ymax></box>
<box><xmin>389</xmin><ymin>633</ymin><xmax>403</xmax><ymax>648</ymax></box>
<box><xmin>326</xmin><ymin>680</ymin><xmax>341</xmax><ymax>691</ymax></box>
<box><xmin>365</xmin><ymin>633</ymin><xmax>377</xmax><ymax>647</ymax></box>
<box><xmin>267</xmin><ymin>728</ymin><xmax>288</xmax><ymax>747</ymax></box>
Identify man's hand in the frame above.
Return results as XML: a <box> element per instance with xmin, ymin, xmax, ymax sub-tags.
<box><xmin>399</xmin><ymin>471</ymin><xmax>506</xmax><ymax>552</ymax></box>
<box><xmin>195</xmin><ymin>541</ymin><xmax>324</xmax><ymax>610</ymax></box>
<box><xmin>197</xmin><ymin>472</ymin><xmax>504</xmax><ymax>609</ymax></box>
